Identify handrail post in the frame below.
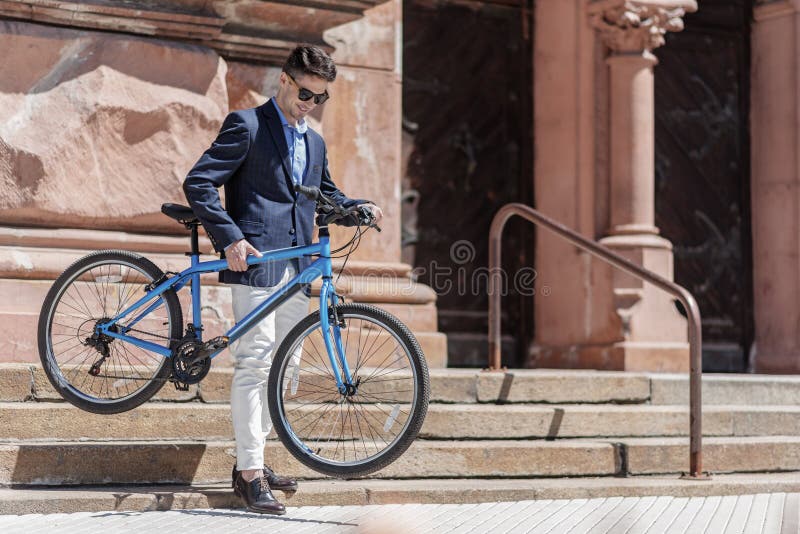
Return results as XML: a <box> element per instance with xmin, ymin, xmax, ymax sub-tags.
<box><xmin>488</xmin><ymin>202</ymin><xmax>707</xmax><ymax>479</ymax></box>
<box><xmin>684</xmin><ymin>290</ymin><xmax>704</xmax><ymax>478</ymax></box>
<box><xmin>487</xmin><ymin>210</ymin><xmax>510</xmax><ymax>371</ymax></box>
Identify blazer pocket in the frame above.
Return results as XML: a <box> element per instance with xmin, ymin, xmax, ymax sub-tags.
<box><xmin>236</xmin><ymin>219</ymin><xmax>264</xmax><ymax>236</ymax></box>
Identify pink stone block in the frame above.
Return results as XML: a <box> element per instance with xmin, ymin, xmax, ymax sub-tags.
<box><xmin>0</xmin><ymin>19</ymin><xmax>228</xmax><ymax>234</ymax></box>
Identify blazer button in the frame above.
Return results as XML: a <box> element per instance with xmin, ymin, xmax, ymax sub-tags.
<box><xmin>289</xmin><ymin>228</ymin><xmax>296</xmax><ymax>235</ymax></box>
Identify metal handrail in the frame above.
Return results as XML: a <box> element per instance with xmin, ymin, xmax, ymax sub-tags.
<box><xmin>488</xmin><ymin>203</ymin><xmax>706</xmax><ymax>479</ymax></box>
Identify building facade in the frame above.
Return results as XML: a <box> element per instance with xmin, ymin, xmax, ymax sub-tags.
<box><xmin>0</xmin><ymin>0</ymin><xmax>797</xmax><ymax>373</ymax></box>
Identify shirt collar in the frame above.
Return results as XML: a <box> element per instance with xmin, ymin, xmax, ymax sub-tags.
<box><xmin>272</xmin><ymin>98</ymin><xmax>307</xmax><ymax>134</ymax></box>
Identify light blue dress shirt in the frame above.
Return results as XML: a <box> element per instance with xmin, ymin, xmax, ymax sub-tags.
<box><xmin>272</xmin><ymin>99</ymin><xmax>308</xmax><ymax>185</ymax></box>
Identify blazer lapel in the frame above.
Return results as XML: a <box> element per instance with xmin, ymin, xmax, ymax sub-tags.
<box><xmin>305</xmin><ymin>129</ymin><xmax>320</xmax><ymax>185</ymax></box>
<box><xmin>259</xmin><ymin>99</ymin><xmax>296</xmax><ymax>197</ymax></box>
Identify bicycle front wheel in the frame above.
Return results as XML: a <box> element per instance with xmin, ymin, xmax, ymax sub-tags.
<box><xmin>37</xmin><ymin>250</ymin><xmax>183</xmax><ymax>414</ymax></box>
<box><xmin>268</xmin><ymin>303</ymin><xmax>429</xmax><ymax>478</ymax></box>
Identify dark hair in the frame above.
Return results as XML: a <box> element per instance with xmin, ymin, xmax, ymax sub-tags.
<box><xmin>283</xmin><ymin>44</ymin><xmax>337</xmax><ymax>82</ymax></box>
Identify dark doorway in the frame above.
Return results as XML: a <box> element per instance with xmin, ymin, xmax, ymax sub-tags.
<box><xmin>654</xmin><ymin>0</ymin><xmax>754</xmax><ymax>371</ymax></box>
<box><xmin>402</xmin><ymin>0</ymin><xmax>535</xmax><ymax>367</ymax></box>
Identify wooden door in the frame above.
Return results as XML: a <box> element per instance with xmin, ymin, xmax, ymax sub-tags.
<box><xmin>654</xmin><ymin>0</ymin><xmax>754</xmax><ymax>371</ymax></box>
<box><xmin>402</xmin><ymin>0</ymin><xmax>535</xmax><ymax>367</ymax></box>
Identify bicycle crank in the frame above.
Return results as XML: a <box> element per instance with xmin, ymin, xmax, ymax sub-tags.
<box><xmin>170</xmin><ymin>336</ymin><xmax>228</xmax><ymax>387</ymax></box>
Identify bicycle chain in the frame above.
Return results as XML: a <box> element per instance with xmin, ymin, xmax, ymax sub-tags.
<box><xmin>124</xmin><ymin>325</ymin><xmax>179</xmax><ymax>343</ymax></box>
<box><xmin>89</xmin><ymin>374</ymin><xmax>170</xmax><ymax>382</ymax></box>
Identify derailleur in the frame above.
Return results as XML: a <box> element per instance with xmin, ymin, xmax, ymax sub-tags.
<box><xmin>85</xmin><ymin>318</ymin><xmax>116</xmax><ymax>376</ymax></box>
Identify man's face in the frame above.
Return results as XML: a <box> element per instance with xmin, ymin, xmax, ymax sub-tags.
<box><xmin>277</xmin><ymin>71</ymin><xmax>329</xmax><ymax>123</ymax></box>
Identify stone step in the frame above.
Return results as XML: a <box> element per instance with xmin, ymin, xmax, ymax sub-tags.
<box><xmin>425</xmin><ymin>405</ymin><xmax>800</xmax><ymax>440</ymax></box>
<box><xmin>4</xmin><ymin>436</ymin><xmax>800</xmax><ymax>485</ymax></box>
<box><xmin>0</xmin><ymin>439</ymin><xmax>616</xmax><ymax>485</ymax></box>
<box><xmin>0</xmin><ymin>364</ymin><xmax>654</xmax><ymax>404</ymax></box>
<box><xmin>8</xmin><ymin>364</ymin><xmax>800</xmax><ymax>406</ymax></box>
<box><xmin>623</xmin><ymin>436</ymin><xmax>800</xmax><ymax>475</ymax></box>
<box><xmin>4</xmin><ymin>473</ymin><xmax>800</xmax><ymax>515</ymax></box>
<box><xmin>648</xmin><ymin>373</ymin><xmax>800</xmax><ymax>405</ymax></box>
<box><xmin>6</xmin><ymin>402</ymin><xmax>800</xmax><ymax>440</ymax></box>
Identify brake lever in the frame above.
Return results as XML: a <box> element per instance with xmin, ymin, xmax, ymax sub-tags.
<box><xmin>297</xmin><ymin>185</ymin><xmax>382</xmax><ymax>230</ymax></box>
<box><xmin>356</xmin><ymin>205</ymin><xmax>381</xmax><ymax>232</ymax></box>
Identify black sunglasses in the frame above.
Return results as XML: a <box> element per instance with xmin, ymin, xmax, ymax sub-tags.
<box><xmin>286</xmin><ymin>73</ymin><xmax>330</xmax><ymax>105</ymax></box>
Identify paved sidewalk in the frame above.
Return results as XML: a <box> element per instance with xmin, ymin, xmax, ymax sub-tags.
<box><xmin>0</xmin><ymin>493</ymin><xmax>797</xmax><ymax>533</ymax></box>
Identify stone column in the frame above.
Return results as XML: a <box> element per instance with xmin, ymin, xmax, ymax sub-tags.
<box><xmin>532</xmin><ymin>0</ymin><xmax>610</xmax><ymax>370</ymax></box>
<box><xmin>589</xmin><ymin>0</ymin><xmax>695</xmax><ymax>370</ymax></box>
<box><xmin>750</xmin><ymin>0</ymin><xmax>800</xmax><ymax>372</ymax></box>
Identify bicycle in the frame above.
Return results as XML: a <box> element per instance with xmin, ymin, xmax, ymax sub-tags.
<box><xmin>37</xmin><ymin>184</ymin><xmax>430</xmax><ymax>478</ymax></box>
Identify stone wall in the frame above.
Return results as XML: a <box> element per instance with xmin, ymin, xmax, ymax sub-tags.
<box><xmin>0</xmin><ymin>0</ymin><xmax>446</xmax><ymax>366</ymax></box>
<box><xmin>0</xmin><ymin>20</ymin><xmax>228</xmax><ymax>233</ymax></box>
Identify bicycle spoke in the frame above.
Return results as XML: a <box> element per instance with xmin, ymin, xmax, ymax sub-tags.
<box><xmin>294</xmin><ymin>401</ymin><xmax>339</xmax><ymax>438</ymax></box>
<box><xmin>51</xmin><ymin>321</ymin><xmax>83</xmax><ymax>331</ymax></box>
<box><xmin>86</xmin><ymin>268</ymin><xmax>107</xmax><ymax>317</ymax></box>
<box><xmin>63</xmin><ymin>283</ymin><xmax>96</xmax><ymax>319</ymax></box>
<box><xmin>289</xmin><ymin>380</ymin><xmax>338</xmax><ymax>394</ymax></box>
<box><xmin>359</xmin><ymin>343</ymin><xmax>403</xmax><ymax>383</ymax></box>
<box><xmin>303</xmin><ymin>335</ymin><xmax>337</xmax><ymax>376</ymax></box>
<box><xmin>358</xmin><ymin>373</ymin><xmax>413</xmax><ymax>384</ymax></box>
<box><xmin>114</xmin><ymin>267</ymin><xmax>140</xmax><ymax>318</ymax></box>
<box><xmin>355</xmin><ymin>391</ymin><xmax>415</xmax><ymax>407</ymax></box>
<box><xmin>350</xmin><ymin>398</ymin><xmax>370</xmax><ymax>458</ymax></box>
<box><xmin>332</xmin><ymin>402</ymin><xmax>345</xmax><ymax>459</ymax></box>
<box><xmin>361</xmin><ymin>365</ymin><xmax>413</xmax><ymax>383</ymax></box>
<box><xmin>56</xmin><ymin>295</ymin><xmax>92</xmax><ymax>319</ymax></box>
<box><xmin>51</xmin><ymin>337</ymin><xmax>84</xmax><ymax>350</ymax></box>
<box><xmin>58</xmin><ymin>344</ymin><xmax>94</xmax><ymax>369</ymax></box>
<box><xmin>349</xmin><ymin>401</ymin><xmax>391</xmax><ymax>447</ymax></box>
<box><xmin>353</xmin><ymin>320</ymin><xmax>376</xmax><ymax>375</ymax></box>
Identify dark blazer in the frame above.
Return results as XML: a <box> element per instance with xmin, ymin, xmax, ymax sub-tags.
<box><xmin>183</xmin><ymin>99</ymin><xmax>361</xmax><ymax>287</ymax></box>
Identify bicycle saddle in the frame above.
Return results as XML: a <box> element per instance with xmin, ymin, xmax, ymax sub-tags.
<box><xmin>161</xmin><ymin>203</ymin><xmax>198</xmax><ymax>226</ymax></box>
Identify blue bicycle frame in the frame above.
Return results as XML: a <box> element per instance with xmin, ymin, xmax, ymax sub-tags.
<box><xmin>95</xmin><ymin>229</ymin><xmax>355</xmax><ymax>392</ymax></box>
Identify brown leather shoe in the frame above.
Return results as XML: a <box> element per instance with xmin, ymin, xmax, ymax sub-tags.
<box><xmin>233</xmin><ymin>472</ymin><xmax>286</xmax><ymax>515</ymax></box>
<box><xmin>232</xmin><ymin>464</ymin><xmax>298</xmax><ymax>492</ymax></box>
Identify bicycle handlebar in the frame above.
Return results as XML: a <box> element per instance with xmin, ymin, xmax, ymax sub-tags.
<box><xmin>294</xmin><ymin>183</ymin><xmax>323</xmax><ymax>202</ymax></box>
<box><xmin>293</xmin><ymin>184</ymin><xmax>381</xmax><ymax>232</ymax></box>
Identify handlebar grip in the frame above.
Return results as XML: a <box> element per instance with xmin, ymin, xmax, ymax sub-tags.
<box><xmin>294</xmin><ymin>184</ymin><xmax>320</xmax><ymax>200</ymax></box>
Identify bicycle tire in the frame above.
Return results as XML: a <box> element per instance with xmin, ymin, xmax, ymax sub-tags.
<box><xmin>38</xmin><ymin>250</ymin><xmax>183</xmax><ymax>414</ymax></box>
<box><xmin>267</xmin><ymin>303</ymin><xmax>429</xmax><ymax>478</ymax></box>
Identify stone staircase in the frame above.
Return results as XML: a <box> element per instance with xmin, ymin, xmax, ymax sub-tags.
<box><xmin>3</xmin><ymin>364</ymin><xmax>800</xmax><ymax>513</ymax></box>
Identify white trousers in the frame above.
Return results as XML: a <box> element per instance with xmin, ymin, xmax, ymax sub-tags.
<box><xmin>229</xmin><ymin>262</ymin><xmax>310</xmax><ymax>471</ymax></box>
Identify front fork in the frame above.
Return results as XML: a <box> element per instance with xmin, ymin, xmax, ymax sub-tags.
<box><xmin>319</xmin><ymin>276</ymin><xmax>354</xmax><ymax>394</ymax></box>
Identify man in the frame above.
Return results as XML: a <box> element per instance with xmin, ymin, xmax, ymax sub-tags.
<box><xmin>183</xmin><ymin>44</ymin><xmax>382</xmax><ymax>515</ymax></box>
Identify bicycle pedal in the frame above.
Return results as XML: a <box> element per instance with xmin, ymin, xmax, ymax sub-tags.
<box><xmin>184</xmin><ymin>336</ymin><xmax>229</xmax><ymax>365</ymax></box>
<box><xmin>207</xmin><ymin>336</ymin><xmax>229</xmax><ymax>350</ymax></box>
<box><xmin>172</xmin><ymin>380</ymin><xmax>190</xmax><ymax>391</ymax></box>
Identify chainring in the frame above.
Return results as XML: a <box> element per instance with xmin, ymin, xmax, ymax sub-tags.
<box><xmin>171</xmin><ymin>340</ymin><xmax>211</xmax><ymax>385</ymax></box>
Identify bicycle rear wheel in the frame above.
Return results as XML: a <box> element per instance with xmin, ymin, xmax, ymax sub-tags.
<box><xmin>37</xmin><ymin>250</ymin><xmax>183</xmax><ymax>414</ymax></box>
<box><xmin>267</xmin><ymin>303</ymin><xmax>429</xmax><ymax>478</ymax></box>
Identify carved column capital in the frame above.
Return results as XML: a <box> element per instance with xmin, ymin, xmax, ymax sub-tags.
<box><xmin>588</xmin><ymin>0</ymin><xmax>697</xmax><ymax>53</ymax></box>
